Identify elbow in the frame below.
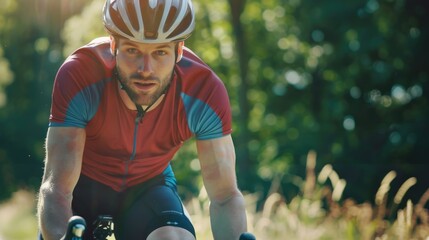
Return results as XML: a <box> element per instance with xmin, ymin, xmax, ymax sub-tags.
<box><xmin>210</xmin><ymin>188</ymin><xmax>244</xmax><ymax>206</ymax></box>
<box><xmin>38</xmin><ymin>180</ymin><xmax>74</xmax><ymax>205</ymax></box>
<box><xmin>38</xmin><ymin>181</ymin><xmax>54</xmax><ymax>199</ymax></box>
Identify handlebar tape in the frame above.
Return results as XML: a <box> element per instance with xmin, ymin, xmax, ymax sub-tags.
<box><xmin>239</xmin><ymin>232</ymin><xmax>256</xmax><ymax>240</ymax></box>
<box><xmin>63</xmin><ymin>216</ymin><xmax>86</xmax><ymax>240</ymax></box>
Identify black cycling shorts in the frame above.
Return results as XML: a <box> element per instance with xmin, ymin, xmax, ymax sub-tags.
<box><xmin>40</xmin><ymin>174</ymin><xmax>195</xmax><ymax>240</ymax></box>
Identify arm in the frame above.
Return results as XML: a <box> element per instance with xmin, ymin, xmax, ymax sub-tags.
<box><xmin>37</xmin><ymin>127</ymin><xmax>86</xmax><ymax>240</ymax></box>
<box><xmin>196</xmin><ymin>135</ymin><xmax>247</xmax><ymax>240</ymax></box>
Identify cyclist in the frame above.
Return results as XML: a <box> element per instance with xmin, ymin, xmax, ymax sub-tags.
<box><xmin>37</xmin><ymin>0</ymin><xmax>247</xmax><ymax>239</ymax></box>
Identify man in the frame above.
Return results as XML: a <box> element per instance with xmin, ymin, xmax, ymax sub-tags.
<box><xmin>37</xmin><ymin>0</ymin><xmax>247</xmax><ymax>239</ymax></box>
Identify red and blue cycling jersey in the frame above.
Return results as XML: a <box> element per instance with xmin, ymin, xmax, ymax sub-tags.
<box><xmin>49</xmin><ymin>37</ymin><xmax>232</xmax><ymax>192</ymax></box>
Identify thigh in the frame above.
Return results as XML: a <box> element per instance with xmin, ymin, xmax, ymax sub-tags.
<box><xmin>72</xmin><ymin>175</ymin><xmax>121</xmax><ymax>239</ymax></box>
<box><xmin>115</xmin><ymin>185</ymin><xmax>195</xmax><ymax>240</ymax></box>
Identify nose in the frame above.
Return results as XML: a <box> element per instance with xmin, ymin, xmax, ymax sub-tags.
<box><xmin>137</xmin><ymin>54</ymin><xmax>154</xmax><ymax>75</ymax></box>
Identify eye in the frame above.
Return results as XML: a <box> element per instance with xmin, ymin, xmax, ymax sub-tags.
<box><xmin>155</xmin><ymin>50</ymin><xmax>167</xmax><ymax>56</ymax></box>
<box><xmin>126</xmin><ymin>48</ymin><xmax>139</xmax><ymax>55</ymax></box>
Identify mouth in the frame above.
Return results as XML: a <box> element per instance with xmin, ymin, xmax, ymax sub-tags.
<box><xmin>133</xmin><ymin>81</ymin><xmax>157</xmax><ymax>91</ymax></box>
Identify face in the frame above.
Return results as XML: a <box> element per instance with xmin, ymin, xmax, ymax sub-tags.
<box><xmin>114</xmin><ymin>38</ymin><xmax>181</xmax><ymax>106</ymax></box>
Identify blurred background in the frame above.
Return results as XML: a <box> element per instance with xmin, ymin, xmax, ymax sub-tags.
<box><xmin>0</xmin><ymin>0</ymin><xmax>428</xmax><ymax>239</ymax></box>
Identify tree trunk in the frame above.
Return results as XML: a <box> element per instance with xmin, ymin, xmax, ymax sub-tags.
<box><xmin>227</xmin><ymin>0</ymin><xmax>252</xmax><ymax>188</ymax></box>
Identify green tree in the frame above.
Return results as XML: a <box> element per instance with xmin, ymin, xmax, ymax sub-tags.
<box><xmin>0</xmin><ymin>0</ymin><xmax>88</xmax><ymax>200</ymax></box>
<box><xmin>237</xmin><ymin>0</ymin><xmax>429</xmax><ymax>202</ymax></box>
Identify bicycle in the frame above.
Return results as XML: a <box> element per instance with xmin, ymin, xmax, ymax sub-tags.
<box><xmin>63</xmin><ymin>215</ymin><xmax>113</xmax><ymax>240</ymax></box>
<box><xmin>63</xmin><ymin>215</ymin><xmax>256</xmax><ymax>240</ymax></box>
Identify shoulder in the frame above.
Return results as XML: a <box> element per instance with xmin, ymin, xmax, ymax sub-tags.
<box><xmin>50</xmin><ymin>38</ymin><xmax>116</xmax><ymax>127</ymax></box>
<box><xmin>56</xmin><ymin>37</ymin><xmax>115</xmax><ymax>89</ymax></box>
<box><xmin>173</xmin><ymin>48</ymin><xmax>232</xmax><ymax>140</ymax></box>
<box><xmin>62</xmin><ymin>37</ymin><xmax>115</xmax><ymax>75</ymax></box>
<box><xmin>76</xmin><ymin>37</ymin><xmax>115</xmax><ymax>70</ymax></box>
<box><xmin>175</xmin><ymin>47</ymin><xmax>227</xmax><ymax>98</ymax></box>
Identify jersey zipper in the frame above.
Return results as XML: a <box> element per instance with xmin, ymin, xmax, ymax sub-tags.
<box><xmin>131</xmin><ymin>111</ymin><xmax>144</xmax><ymax>159</ymax></box>
<box><xmin>121</xmin><ymin>109</ymin><xmax>144</xmax><ymax>191</ymax></box>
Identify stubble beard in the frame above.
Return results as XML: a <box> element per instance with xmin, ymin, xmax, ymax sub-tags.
<box><xmin>116</xmin><ymin>67</ymin><xmax>173</xmax><ymax>107</ymax></box>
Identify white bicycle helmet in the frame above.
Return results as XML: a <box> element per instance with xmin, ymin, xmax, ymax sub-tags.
<box><xmin>103</xmin><ymin>0</ymin><xmax>195</xmax><ymax>43</ymax></box>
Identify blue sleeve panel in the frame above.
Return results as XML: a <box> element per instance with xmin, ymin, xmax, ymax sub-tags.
<box><xmin>180</xmin><ymin>92</ymin><xmax>224</xmax><ymax>140</ymax></box>
<box><xmin>49</xmin><ymin>79</ymin><xmax>108</xmax><ymax>128</ymax></box>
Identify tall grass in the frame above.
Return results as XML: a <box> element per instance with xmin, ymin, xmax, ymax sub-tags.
<box><xmin>1</xmin><ymin>151</ymin><xmax>428</xmax><ymax>239</ymax></box>
<box><xmin>186</xmin><ymin>150</ymin><xmax>429</xmax><ymax>240</ymax></box>
<box><xmin>0</xmin><ymin>190</ymin><xmax>38</xmax><ymax>240</ymax></box>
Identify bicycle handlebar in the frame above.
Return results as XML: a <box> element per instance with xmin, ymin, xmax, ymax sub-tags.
<box><xmin>62</xmin><ymin>215</ymin><xmax>255</xmax><ymax>240</ymax></box>
<box><xmin>239</xmin><ymin>232</ymin><xmax>256</xmax><ymax>240</ymax></box>
<box><xmin>63</xmin><ymin>216</ymin><xmax>86</xmax><ymax>240</ymax></box>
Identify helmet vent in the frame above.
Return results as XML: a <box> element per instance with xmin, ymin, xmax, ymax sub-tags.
<box><xmin>103</xmin><ymin>0</ymin><xmax>195</xmax><ymax>43</ymax></box>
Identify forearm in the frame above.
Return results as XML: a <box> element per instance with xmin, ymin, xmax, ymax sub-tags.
<box><xmin>38</xmin><ymin>185</ymin><xmax>73</xmax><ymax>240</ymax></box>
<box><xmin>38</xmin><ymin>127</ymin><xmax>85</xmax><ymax>239</ymax></box>
<box><xmin>210</xmin><ymin>191</ymin><xmax>247</xmax><ymax>240</ymax></box>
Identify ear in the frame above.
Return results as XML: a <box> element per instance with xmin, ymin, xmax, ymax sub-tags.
<box><xmin>176</xmin><ymin>41</ymin><xmax>184</xmax><ymax>62</ymax></box>
<box><xmin>110</xmin><ymin>36</ymin><xmax>117</xmax><ymax>56</ymax></box>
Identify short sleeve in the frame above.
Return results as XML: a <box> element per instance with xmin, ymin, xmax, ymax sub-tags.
<box><xmin>180</xmin><ymin>74</ymin><xmax>232</xmax><ymax>140</ymax></box>
<box><xmin>49</xmin><ymin>53</ymin><xmax>107</xmax><ymax>128</ymax></box>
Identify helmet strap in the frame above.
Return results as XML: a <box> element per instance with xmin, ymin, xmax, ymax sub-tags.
<box><xmin>113</xmin><ymin>66</ymin><xmax>171</xmax><ymax>124</ymax></box>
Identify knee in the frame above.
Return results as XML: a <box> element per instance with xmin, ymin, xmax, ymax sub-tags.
<box><xmin>147</xmin><ymin>226</ymin><xmax>195</xmax><ymax>240</ymax></box>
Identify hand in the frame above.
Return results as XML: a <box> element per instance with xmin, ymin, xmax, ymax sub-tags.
<box><xmin>62</xmin><ymin>216</ymin><xmax>86</xmax><ymax>240</ymax></box>
<box><xmin>239</xmin><ymin>232</ymin><xmax>256</xmax><ymax>240</ymax></box>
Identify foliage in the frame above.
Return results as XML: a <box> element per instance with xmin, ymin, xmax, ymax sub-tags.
<box><xmin>0</xmin><ymin>190</ymin><xmax>38</xmax><ymax>240</ymax></box>
<box><xmin>0</xmin><ymin>46</ymin><xmax>14</xmax><ymax>107</ymax></box>
<box><xmin>61</xmin><ymin>0</ymin><xmax>106</xmax><ymax>56</ymax></box>
<box><xmin>188</xmin><ymin>151</ymin><xmax>429</xmax><ymax>239</ymax></box>
<box><xmin>234</xmin><ymin>0</ymin><xmax>429</xmax><ymax>202</ymax></box>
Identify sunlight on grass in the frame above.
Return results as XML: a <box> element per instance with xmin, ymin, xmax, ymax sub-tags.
<box><xmin>186</xmin><ymin>151</ymin><xmax>429</xmax><ymax>239</ymax></box>
<box><xmin>0</xmin><ymin>190</ymin><xmax>38</xmax><ymax>240</ymax></box>
<box><xmin>1</xmin><ymin>151</ymin><xmax>428</xmax><ymax>239</ymax></box>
